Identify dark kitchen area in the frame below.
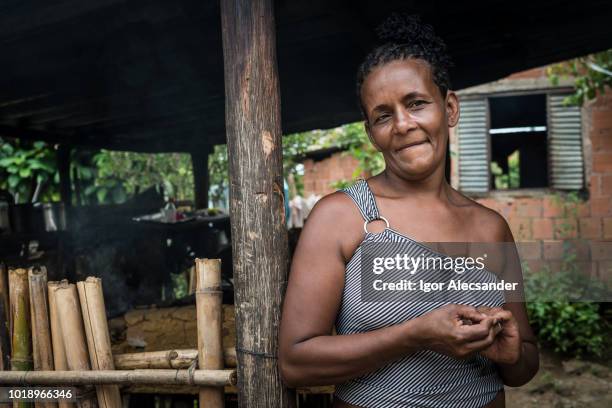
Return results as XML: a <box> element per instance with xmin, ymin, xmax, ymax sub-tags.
<box><xmin>0</xmin><ymin>173</ymin><xmax>233</xmax><ymax>318</ymax></box>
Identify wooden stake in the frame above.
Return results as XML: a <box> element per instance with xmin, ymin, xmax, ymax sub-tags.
<box><xmin>9</xmin><ymin>268</ymin><xmax>33</xmax><ymax>408</ymax></box>
<box><xmin>28</xmin><ymin>267</ymin><xmax>56</xmax><ymax>408</ymax></box>
<box><xmin>195</xmin><ymin>259</ymin><xmax>224</xmax><ymax>408</ymax></box>
<box><xmin>0</xmin><ymin>369</ymin><xmax>236</xmax><ymax>386</ymax></box>
<box><xmin>0</xmin><ymin>262</ymin><xmax>10</xmax><ymax>371</ymax></box>
<box><xmin>47</xmin><ymin>281</ymin><xmax>73</xmax><ymax>408</ymax></box>
<box><xmin>220</xmin><ymin>0</ymin><xmax>293</xmax><ymax>406</ymax></box>
<box><xmin>77</xmin><ymin>278</ymin><xmax>121</xmax><ymax>408</ymax></box>
<box><xmin>53</xmin><ymin>282</ymin><xmax>97</xmax><ymax>408</ymax></box>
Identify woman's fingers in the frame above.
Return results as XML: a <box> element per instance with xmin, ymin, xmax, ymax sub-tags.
<box><xmin>456</xmin><ymin>316</ymin><xmax>497</xmax><ymax>342</ymax></box>
<box><xmin>455</xmin><ymin>305</ymin><xmax>488</xmax><ymax>323</ymax></box>
<box><xmin>464</xmin><ymin>329</ymin><xmax>497</xmax><ymax>352</ymax></box>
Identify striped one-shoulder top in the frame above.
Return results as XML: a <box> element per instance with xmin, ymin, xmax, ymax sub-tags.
<box><xmin>334</xmin><ymin>179</ymin><xmax>505</xmax><ymax>408</ymax></box>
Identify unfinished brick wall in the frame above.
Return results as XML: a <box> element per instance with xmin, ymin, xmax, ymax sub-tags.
<box><xmin>302</xmin><ymin>153</ymin><xmax>361</xmax><ymax>197</ymax></box>
<box><xmin>474</xmin><ymin>87</ymin><xmax>612</xmax><ymax>282</ymax></box>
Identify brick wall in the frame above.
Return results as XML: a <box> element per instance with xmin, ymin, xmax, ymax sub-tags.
<box><xmin>474</xmin><ymin>87</ymin><xmax>612</xmax><ymax>282</ymax></box>
<box><xmin>302</xmin><ymin>153</ymin><xmax>362</xmax><ymax>197</ymax></box>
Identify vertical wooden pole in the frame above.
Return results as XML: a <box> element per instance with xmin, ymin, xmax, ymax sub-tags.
<box><xmin>77</xmin><ymin>277</ymin><xmax>122</xmax><ymax>408</ymax></box>
<box><xmin>195</xmin><ymin>259</ymin><xmax>223</xmax><ymax>408</ymax></box>
<box><xmin>57</xmin><ymin>145</ymin><xmax>72</xmax><ymax>207</ymax></box>
<box><xmin>47</xmin><ymin>281</ymin><xmax>74</xmax><ymax>408</ymax></box>
<box><xmin>192</xmin><ymin>148</ymin><xmax>211</xmax><ymax>210</ymax></box>
<box><xmin>9</xmin><ymin>268</ymin><xmax>33</xmax><ymax>408</ymax></box>
<box><xmin>220</xmin><ymin>1</ymin><xmax>294</xmax><ymax>407</ymax></box>
<box><xmin>28</xmin><ymin>267</ymin><xmax>56</xmax><ymax>408</ymax></box>
<box><xmin>0</xmin><ymin>263</ymin><xmax>10</xmax><ymax>371</ymax></box>
<box><xmin>54</xmin><ymin>283</ymin><xmax>97</xmax><ymax>408</ymax></box>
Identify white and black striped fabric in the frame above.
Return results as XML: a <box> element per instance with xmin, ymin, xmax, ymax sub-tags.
<box><xmin>334</xmin><ymin>179</ymin><xmax>505</xmax><ymax>408</ymax></box>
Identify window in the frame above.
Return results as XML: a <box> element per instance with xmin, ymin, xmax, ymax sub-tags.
<box><xmin>489</xmin><ymin>94</ymin><xmax>548</xmax><ymax>189</ymax></box>
<box><xmin>456</xmin><ymin>92</ymin><xmax>584</xmax><ymax>193</ymax></box>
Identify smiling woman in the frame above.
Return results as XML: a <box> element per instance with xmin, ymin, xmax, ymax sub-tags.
<box><xmin>279</xmin><ymin>13</ymin><xmax>539</xmax><ymax>408</ymax></box>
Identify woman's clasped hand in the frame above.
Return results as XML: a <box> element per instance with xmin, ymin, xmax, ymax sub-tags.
<box><xmin>411</xmin><ymin>304</ymin><xmax>521</xmax><ymax>364</ymax></box>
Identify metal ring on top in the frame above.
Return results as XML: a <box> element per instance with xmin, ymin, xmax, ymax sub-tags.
<box><xmin>363</xmin><ymin>216</ymin><xmax>390</xmax><ymax>234</ymax></box>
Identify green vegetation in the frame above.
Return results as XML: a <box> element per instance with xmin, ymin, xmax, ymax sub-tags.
<box><xmin>547</xmin><ymin>49</ymin><xmax>612</xmax><ymax>106</ymax></box>
<box><xmin>525</xmin><ymin>193</ymin><xmax>610</xmax><ymax>358</ymax></box>
<box><xmin>524</xmin><ymin>258</ymin><xmax>608</xmax><ymax>358</ymax></box>
<box><xmin>491</xmin><ymin>149</ymin><xmax>520</xmax><ymax>190</ymax></box>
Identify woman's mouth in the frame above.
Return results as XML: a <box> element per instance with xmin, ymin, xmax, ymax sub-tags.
<box><xmin>395</xmin><ymin>141</ymin><xmax>428</xmax><ymax>152</ymax></box>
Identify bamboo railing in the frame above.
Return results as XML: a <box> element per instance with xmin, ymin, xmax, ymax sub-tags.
<box><xmin>0</xmin><ymin>259</ymin><xmax>234</xmax><ymax>407</ymax></box>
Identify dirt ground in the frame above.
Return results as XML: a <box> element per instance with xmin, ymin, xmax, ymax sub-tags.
<box><xmin>505</xmin><ymin>350</ymin><xmax>611</xmax><ymax>408</ymax></box>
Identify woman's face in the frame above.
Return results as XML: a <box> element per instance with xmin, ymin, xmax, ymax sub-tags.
<box><xmin>360</xmin><ymin>59</ymin><xmax>459</xmax><ymax>180</ymax></box>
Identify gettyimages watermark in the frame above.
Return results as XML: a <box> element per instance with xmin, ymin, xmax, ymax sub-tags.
<box><xmin>359</xmin><ymin>241</ymin><xmax>612</xmax><ymax>303</ymax></box>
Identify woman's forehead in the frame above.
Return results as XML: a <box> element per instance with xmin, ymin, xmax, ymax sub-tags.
<box><xmin>361</xmin><ymin>59</ymin><xmax>438</xmax><ymax>104</ymax></box>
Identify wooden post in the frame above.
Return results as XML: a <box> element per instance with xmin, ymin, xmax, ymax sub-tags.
<box><xmin>28</xmin><ymin>267</ymin><xmax>56</xmax><ymax>408</ymax></box>
<box><xmin>191</xmin><ymin>149</ymin><xmax>211</xmax><ymax>209</ymax></box>
<box><xmin>8</xmin><ymin>268</ymin><xmax>33</xmax><ymax>408</ymax></box>
<box><xmin>195</xmin><ymin>259</ymin><xmax>224</xmax><ymax>407</ymax></box>
<box><xmin>77</xmin><ymin>277</ymin><xmax>122</xmax><ymax>408</ymax></box>
<box><xmin>47</xmin><ymin>281</ymin><xmax>74</xmax><ymax>408</ymax></box>
<box><xmin>0</xmin><ymin>263</ymin><xmax>10</xmax><ymax>371</ymax></box>
<box><xmin>53</xmin><ymin>283</ymin><xmax>97</xmax><ymax>408</ymax></box>
<box><xmin>57</xmin><ymin>145</ymin><xmax>72</xmax><ymax>207</ymax></box>
<box><xmin>220</xmin><ymin>1</ymin><xmax>294</xmax><ymax>407</ymax></box>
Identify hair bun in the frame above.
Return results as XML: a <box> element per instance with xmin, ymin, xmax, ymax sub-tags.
<box><xmin>375</xmin><ymin>13</ymin><xmax>439</xmax><ymax>48</ymax></box>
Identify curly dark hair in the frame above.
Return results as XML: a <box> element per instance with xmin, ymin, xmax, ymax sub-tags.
<box><xmin>356</xmin><ymin>14</ymin><xmax>453</xmax><ymax>115</ymax></box>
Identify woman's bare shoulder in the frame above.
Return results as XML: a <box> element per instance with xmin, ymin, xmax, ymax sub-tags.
<box><xmin>447</xmin><ymin>187</ymin><xmax>513</xmax><ymax>243</ymax></box>
<box><xmin>302</xmin><ymin>191</ymin><xmax>367</xmax><ymax>261</ymax></box>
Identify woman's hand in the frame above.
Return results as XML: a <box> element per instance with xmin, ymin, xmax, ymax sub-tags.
<box><xmin>476</xmin><ymin>306</ymin><xmax>522</xmax><ymax>365</ymax></box>
<box><xmin>411</xmin><ymin>304</ymin><xmax>503</xmax><ymax>359</ymax></box>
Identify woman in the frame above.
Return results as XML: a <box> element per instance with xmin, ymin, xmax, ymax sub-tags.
<box><xmin>279</xmin><ymin>14</ymin><xmax>539</xmax><ymax>408</ymax></box>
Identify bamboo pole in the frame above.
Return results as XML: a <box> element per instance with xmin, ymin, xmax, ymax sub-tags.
<box><xmin>0</xmin><ymin>262</ymin><xmax>10</xmax><ymax>371</ymax></box>
<box><xmin>47</xmin><ymin>281</ymin><xmax>73</xmax><ymax>408</ymax></box>
<box><xmin>77</xmin><ymin>278</ymin><xmax>121</xmax><ymax>408</ymax></box>
<box><xmin>28</xmin><ymin>267</ymin><xmax>56</xmax><ymax>408</ymax></box>
<box><xmin>0</xmin><ymin>369</ymin><xmax>236</xmax><ymax>386</ymax></box>
<box><xmin>53</xmin><ymin>283</ymin><xmax>97</xmax><ymax>408</ymax></box>
<box><xmin>1</xmin><ymin>263</ymin><xmax>11</xmax><ymax>408</ymax></box>
<box><xmin>9</xmin><ymin>268</ymin><xmax>33</xmax><ymax>408</ymax></box>
<box><xmin>195</xmin><ymin>258</ymin><xmax>224</xmax><ymax>408</ymax></box>
<box><xmin>113</xmin><ymin>348</ymin><xmax>237</xmax><ymax>370</ymax></box>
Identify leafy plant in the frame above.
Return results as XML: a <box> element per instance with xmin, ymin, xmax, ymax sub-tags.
<box><xmin>547</xmin><ymin>49</ymin><xmax>612</xmax><ymax>106</ymax></box>
<box><xmin>0</xmin><ymin>139</ymin><xmax>58</xmax><ymax>203</ymax></box>
<box><xmin>490</xmin><ymin>150</ymin><xmax>520</xmax><ymax>190</ymax></box>
<box><xmin>524</xmin><ymin>221</ymin><xmax>610</xmax><ymax>357</ymax></box>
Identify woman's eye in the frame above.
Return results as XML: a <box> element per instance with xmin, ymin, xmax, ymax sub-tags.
<box><xmin>410</xmin><ymin>100</ymin><xmax>428</xmax><ymax>109</ymax></box>
<box><xmin>375</xmin><ymin>114</ymin><xmax>391</xmax><ymax>124</ymax></box>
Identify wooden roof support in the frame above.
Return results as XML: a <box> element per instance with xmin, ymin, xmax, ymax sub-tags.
<box><xmin>220</xmin><ymin>0</ymin><xmax>294</xmax><ymax>407</ymax></box>
<box><xmin>192</xmin><ymin>148</ymin><xmax>211</xmax><ymax>210</ymax></box>
<box><xmin>56</xmin><ymin>144</ymin><xmax>72</xmax><ymax>207</ymax></box>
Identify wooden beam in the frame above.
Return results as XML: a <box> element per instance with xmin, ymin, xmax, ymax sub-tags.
<box><xmin>191</xmin><ymin>148</ymin><xmax>211</xmax><ymax>209</ymax></box>
<box><xmin>0</xmin><ymin>369</ymin><xmax>237</xmax><ymax>387</ymax></box>
<box><xmin>220</xmin><ymin>1</ymin><xmax>294</xmax><ymax>407</ymax></box>
<box><xmin>56</xmin><ymin>145</ymin><xmax>72</xmax><ymax>207</ymax></box>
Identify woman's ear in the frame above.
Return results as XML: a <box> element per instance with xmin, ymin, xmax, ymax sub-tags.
<box><xmin>446</xmin><ymin>91</ymin><xmax>460</xmax><ymax>127</ymax></box>
<box><xmin>364</xmin><ymin>121</ymin><xmax>382</xmax><ymax>152</ymax></box>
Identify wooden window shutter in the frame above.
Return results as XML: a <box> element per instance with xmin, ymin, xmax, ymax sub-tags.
<box><xmin>547</xmin><ymin>94</ymin><xmax>584</xmax><ymax>190</ymax></box>
<box><xmin>457</xmin><ymin>97</ymin><xmax>490</xmax><ymax>193</ymax></box>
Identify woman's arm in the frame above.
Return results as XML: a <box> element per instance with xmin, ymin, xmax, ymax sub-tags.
<box><xmin>279</xmin><ymin>193</ymin><xmax>503</xmax><ymax>387</ymax></box>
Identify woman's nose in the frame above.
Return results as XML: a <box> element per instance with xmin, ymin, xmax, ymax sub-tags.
<box><xmin>393</xmin><ymin>108</ymin><xmax>417</xmax><ymax>134</ymax></box>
